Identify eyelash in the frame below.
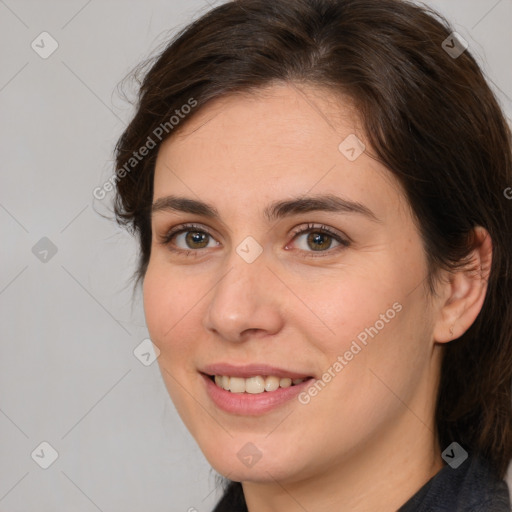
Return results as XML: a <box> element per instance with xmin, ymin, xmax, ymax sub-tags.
<box><xmin>159</xmin><ymin>222</ymin><xmax>350</xmax><ymax>258</ymax></box>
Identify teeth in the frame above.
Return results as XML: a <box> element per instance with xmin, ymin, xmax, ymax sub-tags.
<box><xmin>213</xmin><ymin>375</ymin><xmax>306</xmax><ymax>393</ymax></box>
<box><xmin>264</xmin><ymin>375</ymin><xmax>280</xmax><ymax>392</ymax></box>
<box><xmin>246</xmin><ymin>376</ymin><xmax>265</xmax><ymax>394</ymax></box>
<box><xmin>279</xmin><ymin>378</ymin><xmax>292</xmax><ymax>388</ymax></box>
<box><xmin>229</xmin><ymin>377</ymin><xmax>246</xmax><ymax>393</ymax></box>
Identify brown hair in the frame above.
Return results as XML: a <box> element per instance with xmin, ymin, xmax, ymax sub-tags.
<box><xmin>113</xmin><ymin>0</ymin><xmax>512</xmax><ymax>492</ymax></box>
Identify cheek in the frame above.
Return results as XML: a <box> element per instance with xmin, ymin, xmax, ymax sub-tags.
<box><xmin>143</xmin><ymin>264</ymin><xmax>204</xmax><ymax>425</ymax></box>
<box><xmin>142</xmin><ymin>261</ymin><xmax>205</xmax><ymax>406</ymax></box>
<box><xmin>143</xmin><ymin>268</ymin><xmax>170</xmax><ymax>345</ymax></box>
<box><xmin>142</xmin><ymin>261</ymin><xmax>198</xmax><ymax>345</ymax></box>
<box><xmin>313</xmin><ymin>289</ymin><xmax>434</xmax><ymax>425</ymax></box>
<box><xmin>292</xmin><ymin>255</ymin><xmax>433</xmax><ymax>409</ymax></box>
<box><xmin>288</xmin><ymin>264</ymin><xmax>402</xmax><ymax>357</ymax></box>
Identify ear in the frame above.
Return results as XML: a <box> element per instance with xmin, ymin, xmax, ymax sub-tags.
<box><xmin>432</xmin><ymin>226</ymin><xmax>493</xmax><ymax>343</ymax></box>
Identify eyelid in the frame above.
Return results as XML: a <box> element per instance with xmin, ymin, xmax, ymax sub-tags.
<box><xmin>289</xmin><ymin>222</ymin><xmax>349</xmax><ymax>242</ymax></box>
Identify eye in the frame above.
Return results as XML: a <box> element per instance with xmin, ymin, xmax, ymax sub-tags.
<box><xmin>160</xmin><ymin>223</ymin><xmax>219</xmax><ymax>255</ymax></box>
<box><xmin>159</xmin><ymin>222</ymin><xmax>350</xmax><ymax>258</ymax></box>
<box><xmin>287</xmin><ymin>223</ymin><xmax>350</xmax><ymax>256</ymax></box>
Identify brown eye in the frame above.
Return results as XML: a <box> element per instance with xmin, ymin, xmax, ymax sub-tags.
<box><xmin>288</xmin><ymin>223</ymin><xmax>350</xmax><ymax>257</ymax></box>
<box><xmin>161</xmin><ymin>223</ymin><xmax>219</xmax><ymax>253</ymax></box>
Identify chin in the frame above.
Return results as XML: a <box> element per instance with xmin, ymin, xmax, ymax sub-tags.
<box><xmin>198</xmin><ymin>437</ymin><xmax>311</xmax><ymax>484</ymax></box>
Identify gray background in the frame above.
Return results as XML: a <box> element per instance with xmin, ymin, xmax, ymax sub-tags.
<box><xmin>0</xmin><ymin>0</ymin><xmax>511</xmax><ymax>511</ymax></box>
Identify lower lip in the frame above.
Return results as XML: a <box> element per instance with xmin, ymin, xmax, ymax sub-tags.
<box><xmin>201</xmin><ymin>373</ymin><xmax>313</xmax><ymax>415</ymax></box>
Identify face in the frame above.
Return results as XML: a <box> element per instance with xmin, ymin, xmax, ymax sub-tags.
<box><xmin>143</xmin><ymin>84</ymin><xmax>442</xmax><ymax>485</ymax></box>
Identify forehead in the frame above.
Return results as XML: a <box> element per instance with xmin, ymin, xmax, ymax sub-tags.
<box><xmin>153</xmin><ymin>83</ymin><xmax>406</xmax><ymax>221</ymax></box>
<box><xmin>159</xmin><ymin>83</ymin><xmax>360</xmax><ymax>163</ymax></box>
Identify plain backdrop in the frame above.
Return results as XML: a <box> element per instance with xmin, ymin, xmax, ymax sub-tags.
<box><xmin>0</xmin><ymin>0</ymin><xmax>511</xmax><ymax>511</ymax></box>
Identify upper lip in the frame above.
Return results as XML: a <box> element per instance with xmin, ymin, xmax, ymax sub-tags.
<box><xmin>201</xmin><ymin>363</ymin><xmax>313</xmax><ymax>380</ymax></box>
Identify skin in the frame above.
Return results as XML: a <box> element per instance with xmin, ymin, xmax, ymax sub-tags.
<box><xmin>143</xmin><ymin>83</ymin><xmax>492</xmax><ymax>511</ymax></box>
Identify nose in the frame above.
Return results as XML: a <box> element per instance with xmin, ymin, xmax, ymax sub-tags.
<box><xmin>202</xmin><ymin>251</ymin><xmax>285</xmax><ymax>343</ymax></box>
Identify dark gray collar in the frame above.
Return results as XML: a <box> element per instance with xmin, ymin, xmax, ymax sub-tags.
<box><xmin>398</xmin><ymin>456</ymin><xmax>511</xmax><ymax>512</ymax></box>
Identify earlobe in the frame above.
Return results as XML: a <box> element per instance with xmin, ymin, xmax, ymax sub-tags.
<box><xmin>433</xmin><ymin>226</ymin><xmax>492</xmax><ymax>344</ymax></box>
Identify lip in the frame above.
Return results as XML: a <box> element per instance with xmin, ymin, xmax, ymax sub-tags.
<box><xmin>201</xmin><ymin>363</ymin><xmax>312</xmax><ymax>380</ymax></box>
<box><xmin>201</xmin><ymin>373</ymin><xmax>314</xmax><ymax>415</ymax></box>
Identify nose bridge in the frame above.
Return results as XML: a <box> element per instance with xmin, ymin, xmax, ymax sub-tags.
<box><xmin>203</xmin><ymin>244</ymin><xmax>283</xmax><ymax>342</ymax></box>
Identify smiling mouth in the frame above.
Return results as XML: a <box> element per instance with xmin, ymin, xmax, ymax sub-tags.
<box><xmin>208</xmin><ymin>374</ymin><xmax>314</xmax><ymax>394</ymax></box>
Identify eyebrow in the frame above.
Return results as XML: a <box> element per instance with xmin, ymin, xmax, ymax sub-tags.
<box><xmin>151</xmin><ymin>194</ymin><xmax>381</xmax><ymax>223</ymax></box>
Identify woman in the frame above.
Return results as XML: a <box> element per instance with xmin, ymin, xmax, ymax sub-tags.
<box><xmin>113</xmin><ymin>0</ymin><xmax>512</xmax><ymax>510</ymax></box>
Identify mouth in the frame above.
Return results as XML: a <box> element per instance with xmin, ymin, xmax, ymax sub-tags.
<box><xmin>199</xmin><ymin>363</ymin><xmax>315</xmax><ymax>415</ymax></box>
